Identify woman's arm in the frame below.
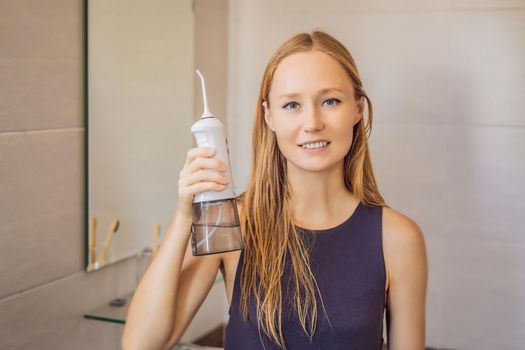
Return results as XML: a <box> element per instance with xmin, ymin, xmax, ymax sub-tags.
<box><xmin>383</xmin><ymin>208</ymin><xmax>428</xmax><ymax>350</ymax></box>
<box><xmin>122</xmin><ymin>146</ymin><xmax>230</xmax><ymax>350</ymax></box>
<box><xmin>122</xmin><ymin>213</ymin><xmax>222</xmax><ymax>350</ymax></box>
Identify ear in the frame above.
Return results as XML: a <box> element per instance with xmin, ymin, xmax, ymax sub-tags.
<box><xmin>263</xmin><ymin>100</ymin><xmax>275</xmax><ymax>131</ymax></box>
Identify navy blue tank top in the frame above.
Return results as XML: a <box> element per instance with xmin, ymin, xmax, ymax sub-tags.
<box><xmin>224</xmin><ymin>202</ymin><xmax>386</xmax><ymax>349</ymax></box>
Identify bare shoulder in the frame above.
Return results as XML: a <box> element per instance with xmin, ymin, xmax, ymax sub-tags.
<box><xmin>381</xmin><ymin>206</ymin><xmax>428</xmax><ymax>285</ymax></box>
<box><xmin>382</xmin><ymin>206</ymin><xmax>425</xmax><ymax>245</ymax></box>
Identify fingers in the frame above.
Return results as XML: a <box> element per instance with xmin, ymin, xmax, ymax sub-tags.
<box><xmin>178</xmin><ymin>169</ymin><xmax>229</xmax><ymax>188</ymax></box>
<box><xmin>184</xmin><ymin>147</ymin><xmax>214</xmax><ymax>167</ymax></box>
<box><xmin>180</xmin><ymin>147</ymin><xmax>228</xmax><ymax>178</ymax></box>
<box><xmin>178</xmin><ymin>179</ymin><xmax>228</xmax><ymax>200</ymax></box>
<box><xmin>177</xmin><ymin>147</ymin><xmax>230</xmax><ymax>202</ymax></box>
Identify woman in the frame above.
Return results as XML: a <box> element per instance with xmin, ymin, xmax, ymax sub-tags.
<box><xmin>122</xmin><ymin>30</ymin><xmax>428</xmax><ymax>350</ymax></box>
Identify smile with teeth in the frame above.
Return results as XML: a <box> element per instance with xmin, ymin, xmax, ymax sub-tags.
<box><xmin>301</xmin><ymin>141</ymin><xmax>330</xmax><ymax>149</ymax></box>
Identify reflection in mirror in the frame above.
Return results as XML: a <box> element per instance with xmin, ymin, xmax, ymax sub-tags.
<box><xmin>86</xmin><ymin>0</ymin><xmax>194</xmax><ymax>271</ymax></box>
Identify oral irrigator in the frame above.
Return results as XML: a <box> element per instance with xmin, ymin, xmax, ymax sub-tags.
<box><xmin>190</xmin><ymin>70</ymin><xmax>244</xmax><ymax>256</ymax></box>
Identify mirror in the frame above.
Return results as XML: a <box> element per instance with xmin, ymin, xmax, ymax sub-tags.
<box><xmin>85</xmin><ymin>0</ymin><xmax>194</xmax><ymax>271</ymax></box>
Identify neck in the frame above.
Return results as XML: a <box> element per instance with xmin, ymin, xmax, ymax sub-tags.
<box><xmin>287</xmin><ymin>160</ymin><xmax>357</xmax><ymax>228</ymax></box>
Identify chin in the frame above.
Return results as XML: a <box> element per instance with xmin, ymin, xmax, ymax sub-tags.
<box><xmin>286</xmin><ymin>157</ymin><xmax>342</xmax><ymax>173</ymax></box>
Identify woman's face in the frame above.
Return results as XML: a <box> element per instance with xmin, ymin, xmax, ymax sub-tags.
<box><xmin>264</xmin><ymin>50</ymin><xmax>364</xmax><ymax>173</ymax></box>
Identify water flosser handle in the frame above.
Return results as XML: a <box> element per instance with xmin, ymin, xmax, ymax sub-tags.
<box><xmin>192</xmin><ymin>121</ymin><xmax>236</xmax><ymax>203</ymax></box>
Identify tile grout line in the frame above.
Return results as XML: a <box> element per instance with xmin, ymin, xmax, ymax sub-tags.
<box><xmin>0</xmin><ymin>270</ymin><xmax>84</xmax><ymax>303</ymax></box>
<box><xmin>0</xmin><ymin>127</ymin><xmax>85</xmax><ymax>136</ymax></box>
<box><xmin>374</xmin><ymin>121</ymin><xmax>525</xmax><ymax>129</ymax></box>
<box><xmin>281</xmin><ymin>6</ymin><xmax>525</xmax><ymax>15</ymax></box>
<box><xmin>0</xmin><ymin>255</ymin><xmax>138</xmax><ymax>303</ymax></box>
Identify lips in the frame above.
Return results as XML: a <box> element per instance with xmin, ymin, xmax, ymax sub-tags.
<box><xmin>298</xmin><ymin>140</ymin><xmax>331</xmax><ymax>146</ymax></box>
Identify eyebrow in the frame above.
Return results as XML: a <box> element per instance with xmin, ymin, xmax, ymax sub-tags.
<box><xmin>277</xmin><ymin>87</ymin><xmax>345</xmax><ymax>100</ymax></box>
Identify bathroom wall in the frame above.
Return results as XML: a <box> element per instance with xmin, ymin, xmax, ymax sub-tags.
<box><xmin>226</xmin><ymin>0</ymin><xmax>525</xmax><ymax>349</ymax></box>
<box><xmin>0</xmin><ymin>0</ymin><xmax>228</xmax><ymax>348</ymax></box>
<box><xmin>0</xmin><ymin>1</ymin><xmax>132</xmax><ymax>348</ymax></box>
<box><xmin>193</xmin><ymin>0</ymin><xmax>229</xmax><ymax>123</ymax></box>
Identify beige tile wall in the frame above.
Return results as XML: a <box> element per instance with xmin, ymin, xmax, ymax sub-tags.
<box><xmin>0</xmin><ymin>0</ymin><xmax>229</xmax><ymax>348</ymax></box>
<box><xmin>194</xmin><ymin>0</ymin><xmax>229</xmax><ymax>123</ymax></box>
<box><xmin>226</xmin><ymin>0</ymin><xmax>525</xmax><ymax>349</ymax></box>
<box><xmin>0</xmin><ymin>1</ymin><xmax>135</xmax><ymax>349</ymax></box>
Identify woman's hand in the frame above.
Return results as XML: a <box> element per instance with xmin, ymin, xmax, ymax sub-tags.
<box><xmin>175</xmin><ymin>146</ymin><xmax>230</xmax><ymax>221</ymax></box>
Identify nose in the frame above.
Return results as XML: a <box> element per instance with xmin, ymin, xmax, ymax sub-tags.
<box><xmin>303</xmin><ymin>105</ymin><xmax>324</xmax><ymax>133</ymax></box>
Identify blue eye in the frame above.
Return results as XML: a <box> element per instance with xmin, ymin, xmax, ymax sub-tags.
<box><xmin>324</xmin><ymin>98</ymin><xmax>341</xmax><ymax>106</ymax></box>
<box><xmin>283</xmin><ymin>101</ymin><xmax>299</xmax><ymax>110</ymax></box>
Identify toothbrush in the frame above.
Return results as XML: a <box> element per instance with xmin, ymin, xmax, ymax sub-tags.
<box><xmin>89</xmin><ymin>217</ymin><xmax>97</xmax><ymax>268</ymax></box>
<box><xmin>97</xmin><ymin>219</ymin><xmax>120</xmax><ymax>267</ymax></box>
<box><xmin>152</xmin><ymin>223</ymin><xmax>160</xmax><ymax>258</ymax></box>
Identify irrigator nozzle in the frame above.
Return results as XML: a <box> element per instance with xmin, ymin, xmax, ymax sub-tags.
<box><xmin>196</xmin><ymin>69</ymin><xmax>214</xmax><ymax>119</ymax></box>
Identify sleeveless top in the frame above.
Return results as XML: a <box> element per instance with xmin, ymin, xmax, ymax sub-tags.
<box><xmin>224</xmin><ymin>202</ymin><xmax>387</xmax><ymax>350</ymax></box>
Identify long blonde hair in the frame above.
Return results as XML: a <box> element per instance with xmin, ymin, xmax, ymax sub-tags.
<box><xmin>237</xmin><ymin>30</ymin><xmax>387</xmax><ymax>349</ymax></box>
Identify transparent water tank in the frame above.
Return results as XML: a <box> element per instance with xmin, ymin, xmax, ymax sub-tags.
<box><xmin>191</xmin><ymin>198</ymin><xmax>243</xmax><ymax>256</ymax></box>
